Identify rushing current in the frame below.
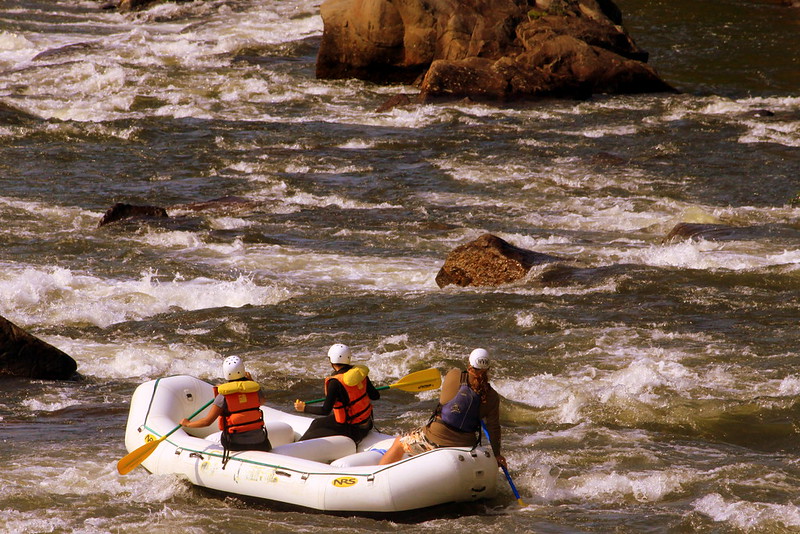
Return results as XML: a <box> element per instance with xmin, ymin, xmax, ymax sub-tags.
<box><xmin>1</xmin><ymin>0</ymin><xmax>799</xmax><ymax>532</ymax></box>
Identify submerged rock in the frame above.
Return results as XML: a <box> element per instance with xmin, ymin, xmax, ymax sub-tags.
<box><xmin>173</xmin><ymin>196</ymin><xmax>262</xmax><ymax>214</ymax></box>
<box><xmin>663</xmin><ymin>223</ymin><xmax>745</xmax><ymax>244</ymax></box>
<box><xmin>436</xmin><ymin>233</ymin><xmax>562</xmax><ymax>287</ymax></box>
<box><xmin>0</xmin><ymin>315</ymin><xmax>78</xmax><ymax>380</ymax></box>
<box><xmin>317</xmin><ymin>0</ymin><xmax>675</xmax><ymax>101</ymax></box>
<box><xmin>0</xmin><ymin>101</ymin><xmax>43</xmax><ymax>125</ymax></box>
<box><xmin>98</xmin><ymin>202</ymin><xmax>169</xmax><ymax>227</ymax></box>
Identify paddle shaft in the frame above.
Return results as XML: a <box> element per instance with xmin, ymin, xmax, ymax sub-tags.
<box><xmin>163</xmin><ymin>398</ymin><xmax>215</xmax><ymax>439</ymax></box>
<box><xmin>304</xmin><ymin>368</ymin><xmax>440</xmax><ymax>404</ymax></box>
<box><xmin>481</xmin><ymin>421</ymin><xmax>525</xmax><ymax>505</ymax></box>
<box><xmin>305</xmin><ymin>383</ymin><xmax>390</xmax><ymax>405</ymax></box>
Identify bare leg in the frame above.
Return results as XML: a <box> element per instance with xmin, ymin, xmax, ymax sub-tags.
<box><xmin>378</xmin><ymin>437</ymin><xmax>405</xmax><ymax>465</ymax></box>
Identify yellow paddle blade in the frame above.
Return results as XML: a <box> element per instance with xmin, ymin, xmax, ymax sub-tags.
<box><xmin>117</xmin><ymin>435</ymin><xmax>166</xmax><ymax>475</ymax></box>
<box><xmin>387</xmin><ymin>368</ymin><xmax>441</xmax><ymax>393</ymax></box>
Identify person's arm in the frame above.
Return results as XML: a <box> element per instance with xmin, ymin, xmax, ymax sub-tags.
<box><xmin>181</xmin><ymin>404</ymin><xmax>222</xmax><ymax>428</ymax></box>
<box><xmin>245</xmin><ymin>373</ymin><xmax>267</xmax><ymax>405</ymax></box>
<box><xmin>366</xmin><ymin>377</ymin><xmax>380</xmax><ymax>400</ymax></box>
<box><xmin>439</xmin><ymin>368</ymin><xmax>462</xmax><ymax>404</ymax></box>
<box><xmin>482</xmin><ymin>389</ymin><xmax>506</xmax><ymax>468</ymax></box>
<box><xmin>294</xmin><ymin>380</ymin><xmax>342</xmax><ymax>415</ymax></box>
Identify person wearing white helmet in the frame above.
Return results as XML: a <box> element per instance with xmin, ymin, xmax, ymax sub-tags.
<box><xmin>379</xmin><ymin>348</ymin><xmax>505</xmax><ymax>469</ymax></box>
<box><xmin>181</xmin><ymin>356</ymin><xmax>271</xmax><ymax>467</ymax></box>
<box><xmin>294</xmin><ymin>343</ymin><xmax>380</xmax><ymax>443</ymax></box>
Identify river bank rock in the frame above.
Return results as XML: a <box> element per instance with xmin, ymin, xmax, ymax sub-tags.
<box><xmin>317</xmin><ymin>0</ymin><xmax>675</xmax><ymax>101</ymax></box>
<box><xmin>0</xmin><ymin>315</ymin><xmax>78</xmax><ymax>380</ymax></box>
<box><xmin>435</xmin><ymin>233</ymin><xmax>562</xmax><ymax>287</ymax></box>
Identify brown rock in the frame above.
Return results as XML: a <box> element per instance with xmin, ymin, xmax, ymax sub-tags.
<box><xmin>0</xmin><ymin>315</ymin><xmax>78</xmax><ymax>380</ymax></box>
<box><xmin>117</xmin><ymin>0</ymin><xmax>158</xmax><ymax>11</ymax></box>
<box><xmin>317</xmin><ymin>0</ymin><xmax>676</xmax><ymax>101</ymax></box>
<box><xmin>376</xmin><ymin>93</ymin><xmax>414</xmax><ymax>112</ymax></box>
<box><xmin>435</xmin><ymin>233</ymin><xmax>562</xmax><ymax>288</ymax></box>
<box><xmin>98</xmin><ymin>202</ymin><xmax>169</xmax><ymax>227</ymax></box>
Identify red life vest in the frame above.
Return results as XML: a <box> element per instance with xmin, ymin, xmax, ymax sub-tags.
<box><xmin>214</xmin><ymin>380</ymin><xmax>264</xmax><ymax>434</ymax></box>
<box><xmin>325</xmin><ymin>371</ymin><xmax>373</xmax><ymax>425</ymax></box>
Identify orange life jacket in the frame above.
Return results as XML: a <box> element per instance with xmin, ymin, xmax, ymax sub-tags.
<box><xmin>325</xmin><ymin>371</ymin><xmax>373</xmax><ymax>425</ymax></box>
<box><xmin>214</xmin><ymin>380</ymin><xmax>264</xmax><ymax>434</ymax></box>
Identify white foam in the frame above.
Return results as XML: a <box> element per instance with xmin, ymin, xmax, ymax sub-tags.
<box><xmin>568</xmin><ymin>469</ymin><xmax>692</xmax><ymax>503</ymax></box>
<box><xmin>693</xmin><ymin>493</ymin><xmax>800</xmax><ymax>530</ymax></box>
<box><xmin>0</xmin><ymin>29</ymin><xmax>40</xmax><ymax>70</ymax></box>
<box><xmin>0</xmin><ymin>196</ymin><xmax>97</xmax><ymax>227</ymax></box>
<box><xmin>214</xmin><ymin>243</ymin><xmax>440</xmax><ymax>291</ymax></box>
<box><xmin>22</xmin><ymin>394</ymin><xmax>81</xmax><ymax>413</ymax></box>
<box><xmin>626</xmin><ymin>240</ymin><xmax>800</xmax><ymax>271</ymax></box>
<box><xmin>494</xmin><ymin>350</ymin><xmax>707</xmax><ymax>425</ymax></box>
<box><xmin>739</xmin><ymin>119</ymin><xmax>800</xmax><ymax>147</ymax></box>
<box><xmin>209</xmin><ymin>216</ymin><xmax>252</xmax><ymax>230</ymax></box>
<box><xmin>0</xmin><ymin>0</ymin><xmax>325</xmax><ymax>122</ymax></box>
<box><xmin>49</xmin><ymin>335</ymin><xmax>222</xmax><ymax>380</ymax></box>
<box><xmin>778</xmin><ymin>375</ymin><xmax>800</xmax><ymax>395</ymax></box>
<box><xmin>0</xmin><ymin>265</ymin><xmax>294</xmax><ymax>329</ymax></box>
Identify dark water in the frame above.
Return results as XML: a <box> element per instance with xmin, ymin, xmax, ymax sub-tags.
<box><xmin>1</xmin><ymin>0</ymin><xmax>799</xmax><ymax>532</ymax></box>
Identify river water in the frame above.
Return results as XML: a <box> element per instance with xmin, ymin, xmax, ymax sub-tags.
<box><xmin>1</xmin><ymin>0</ymin><xmax>799</xmax><ymax>532</ymax></box>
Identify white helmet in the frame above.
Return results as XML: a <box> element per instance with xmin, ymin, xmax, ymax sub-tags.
<box><xmin>469</xmin><ymin>348</ymin><xmax>491</xmax><ymax>370</ymax></box>
<box><xmin>328</xmin><ymin>343</ymin><xmax>352</xmax><ymax>365</ymax></box>
<box><xmin>222</xmin><ymin>356</ymin><xmax>246</xmax><ymax>381</ymax></box>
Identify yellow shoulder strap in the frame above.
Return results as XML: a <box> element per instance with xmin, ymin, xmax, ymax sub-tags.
<box><xmin>217</xmin><ymin>380</ymin><xmax>260</xmax><ymax>395</ymax></box>
<box><xmin>342</xmin><ymin>365</ymin><xmax>369</xmax><ymax>387</ymax></box>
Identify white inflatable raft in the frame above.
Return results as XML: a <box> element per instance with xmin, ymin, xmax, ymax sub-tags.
<box><xmin>122</xmin><ymin>375</ymin><xmax>499</xmax><ymax>513</ymax></box>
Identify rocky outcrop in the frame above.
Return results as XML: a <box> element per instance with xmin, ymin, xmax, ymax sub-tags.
<box><xmin>98</xmin><ymin>202</ymin><xmax>169</xmax><ymax>227</ymax></box>
<box><xmin>435</xmin><ymin>233</ymin><xmax>562</xmax><ymax>287</ymax></box>
<box><xmin>0</xmin><ymin>315</ymin><xmax>78</xmax><ymax>380</ymax></box>
<box><xmin>317</xmin><ymin>0</ymin><xmax>675</xmax><ymax>101</ymax></box>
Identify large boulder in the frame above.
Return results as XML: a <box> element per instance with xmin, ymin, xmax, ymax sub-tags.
<box><xmin>317</xmin><ymin>0</ymin><xmax>676</xmax><ymax>100</ymax></box>
<box><xmin>0</xmin><ymin>315</ymin><xmax>78</xmax><ymax>380</ymax></box>
<box><xmin>435</xmin><ymin>233</ymin><xmax>562</xmax><ymax>287</ymax></box>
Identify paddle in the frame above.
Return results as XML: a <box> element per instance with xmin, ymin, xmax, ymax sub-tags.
<box><xmin>305</xmin><ymin>367</ymin><xmax>441</xmax><ymax>404</ymax></box>
<box><xmin>117</xmin><ymin>398</ymin><xmax>214</xmax><ymax>475</ymax></box>
<box><xmin>481</xmin><ymin>421</ymin><xmax>526</xmax><ymax>506</ymax></box>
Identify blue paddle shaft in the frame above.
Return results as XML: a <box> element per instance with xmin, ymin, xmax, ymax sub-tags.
<box><xmin>481</xmin><ymin>421</ymin><xmax>523</xmax><ymax>501</ymax></box>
